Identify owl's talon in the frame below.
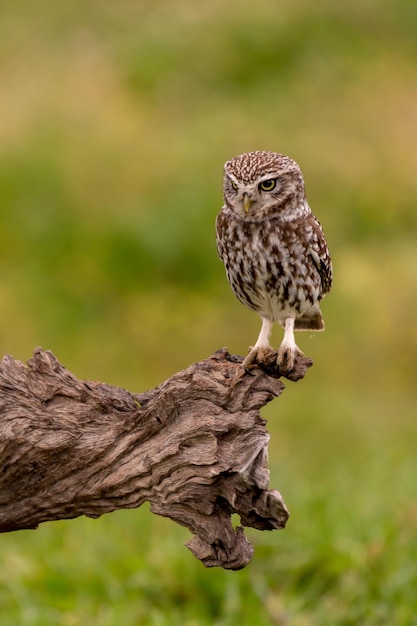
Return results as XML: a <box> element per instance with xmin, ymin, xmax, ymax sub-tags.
<box><xmin>277</xmin><ymin>344</ymin><xmax>304</xmax><ymax>373</ymax></box>
<box><xmin>242</xmin><ymin>345</ymin><xmax>273</xmax><ymax>370</ymax></box>
<box><xmin>242</xmin><ymin>352</ymin><xmax>256</xmax><ymax>370</ymax></box>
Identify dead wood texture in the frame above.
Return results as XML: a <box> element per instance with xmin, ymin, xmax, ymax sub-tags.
<box><xmin>0</xmin><ymin>347</ymin><xmax>311</xmax><ymax>570</ymax></box>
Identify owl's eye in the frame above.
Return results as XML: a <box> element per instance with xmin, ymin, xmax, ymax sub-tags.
<box><xmin>259</xmin><ymin>178</ymin><xmax>277</xmax><ymax>192</ymax></box>
<box><xmin>230</xmin><ymin>180</ymin><xmax>238</xmax><ymax>191</ymax></box>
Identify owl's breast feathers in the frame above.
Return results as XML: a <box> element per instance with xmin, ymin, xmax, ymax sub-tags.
<box><xmin>216</xmin><ymin>208</ymin><xmax>332</xmax><ymax>320</ymax></box>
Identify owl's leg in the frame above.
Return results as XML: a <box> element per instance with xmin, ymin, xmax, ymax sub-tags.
<box><xmin>277</xmin><ymin>317</ymin><xmax>303</xmax><ymax>371</ymax></box>
<box><xmin>242</xmin><ymin>317</ymin><xmax>274</xmax><ymax>369</ymax></box>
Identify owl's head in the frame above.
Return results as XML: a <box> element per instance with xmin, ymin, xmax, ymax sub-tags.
<box><xmin>223</xmin><ymin>151</ymin><xmax>307</xmax><ymax>221</ymax></box>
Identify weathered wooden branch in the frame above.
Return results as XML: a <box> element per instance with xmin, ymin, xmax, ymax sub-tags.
<box><xmin>0</xmin><ymin>347</ymin><xmax>311</xmax><ymax>569</ymax></box>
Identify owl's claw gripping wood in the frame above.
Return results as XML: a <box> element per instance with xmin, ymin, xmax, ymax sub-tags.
<box><xmin>242</xmin><ymin>345</ymin><xmax>274</xmax><ymax>370</ymax></box>
<box><xmin>277</xmin><ymin>343</ymin><xmax>304</xmax><ymax>373</ymax></box>
<box><xmin>242</xmin><ymin>318</ymin><xmax>303</xmax><ymax>373</ymax></box>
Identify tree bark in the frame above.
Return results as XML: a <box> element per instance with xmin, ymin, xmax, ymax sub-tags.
<box><xmin>0</xmin><ymin>347</ymin><xmax>311</xmax><ymax>570</ymax></box>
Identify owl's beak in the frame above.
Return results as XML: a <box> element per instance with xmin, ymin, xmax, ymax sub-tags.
<box><xmin>243</xmin><ymin>193</ymin><xmax>252</xmax><ymax>213</ymax></box>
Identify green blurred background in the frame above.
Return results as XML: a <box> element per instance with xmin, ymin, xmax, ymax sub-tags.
<box><xmin>1</xmin><ymin>0</ymin><xmax>416</xmax><ymax>624</ymax></box>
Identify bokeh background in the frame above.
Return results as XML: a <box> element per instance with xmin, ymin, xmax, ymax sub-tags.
<box><xmin>1</xmin><ymin>0</ymin><xmax>416</xmax><ymax>624</ymax></box>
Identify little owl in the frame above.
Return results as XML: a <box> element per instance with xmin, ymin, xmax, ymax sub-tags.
<box><xmin>216</xmin><ymin>150</ymin><xmax>332</xmax><ymax>371</ymax></box>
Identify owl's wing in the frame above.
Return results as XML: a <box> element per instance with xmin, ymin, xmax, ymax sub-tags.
<box><xmin>307</xmin><ymin>214</ymin><xmax>333</xmax><ymax>297</ymax></box>
<box><xmin>215</xmin><ymin>212</ymin><xmax>227</xmax><ymax>261</ymax></box>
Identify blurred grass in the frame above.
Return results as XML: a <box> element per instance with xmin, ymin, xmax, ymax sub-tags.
<box><xmin>1</xmin><ymin>0</ymin><xmax>417</xmax><ymax>624</ymax></box>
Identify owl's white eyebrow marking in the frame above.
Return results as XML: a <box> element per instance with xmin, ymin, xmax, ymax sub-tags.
<box><xmin>226</xmin><ymin>173</ymin><xmax>239</xmax><ymax>185</ymax></box>
<box><xmin>258</xmin><ymin>173</ymin><xmax>279</xmax><ymax>182</ymax></box>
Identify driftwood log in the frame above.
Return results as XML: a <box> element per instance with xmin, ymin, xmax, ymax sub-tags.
<box><xmin>0</xmin><ymin>347</ymin><xmax>311</xmax><ymax>570</ymax></box>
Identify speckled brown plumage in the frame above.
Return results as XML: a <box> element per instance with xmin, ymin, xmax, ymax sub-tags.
<box><xmin>216</xmin><ymin>151</ymin><xmax>332</xmax><ymax>370</ymax></box>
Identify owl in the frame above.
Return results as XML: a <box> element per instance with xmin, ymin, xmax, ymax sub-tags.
<box><xmin>216</xmin><ymin>151</ymin><xmax>332</xmax><ymax>371</ymax></box>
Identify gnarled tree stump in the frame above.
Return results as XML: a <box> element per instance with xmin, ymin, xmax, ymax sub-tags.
<box><xmin>0</xmin><ymin>347</ymin><xmax>311</xmax><ymax>570</ymax></box>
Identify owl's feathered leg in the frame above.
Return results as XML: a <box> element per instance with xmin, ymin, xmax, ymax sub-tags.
<box><xmin>277</xmin><ymin>317</ymin><xmax>304</xmax><ymax>371</ymax></box>
<box><xmin>242</xmin><ymin>317</ymin><xmax>274</xmax><ymax>369</ymax></box>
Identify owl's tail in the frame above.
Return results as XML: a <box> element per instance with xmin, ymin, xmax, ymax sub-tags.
<box><xmin>294</xmin><ymin>303</ymin><xmax>325</xmax><ymax>331</ymax></box>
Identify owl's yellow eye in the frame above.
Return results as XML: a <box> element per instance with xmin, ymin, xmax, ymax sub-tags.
<box><xmin>230</xmin><ymin>180</ymin><xmax>238</xmax><ymax>191</ymax></box>
<box><xmin>259</xmin><ymin>178</ymin><xmax>277</xmax><ymax>192</ymax></box>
